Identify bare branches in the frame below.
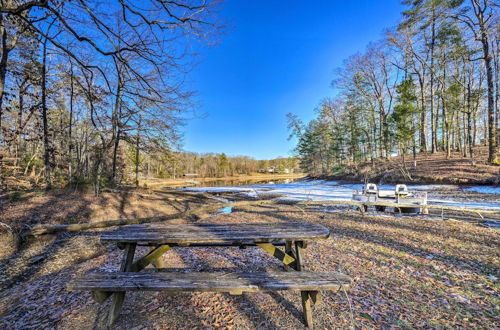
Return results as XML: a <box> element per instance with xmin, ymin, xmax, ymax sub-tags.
<box><xmin>0</xmin><ymin>0</ymin><xmax>223</xmax><ymax>189</ymax></box>
<box><xmin>1</xmin><ymin>0</ymin><xmax>221</xmax><ymax>96</ymax></box>
<box><xmin>0</xmin><ymin>1</ymin><xmax>49</xmax><ymax>15</ymax></box>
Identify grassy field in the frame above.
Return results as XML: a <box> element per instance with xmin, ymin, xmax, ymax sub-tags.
<box><xmin>0</xmin><ymin>189</ymin><xmax>498</xmax><ymax>328</ymax></box>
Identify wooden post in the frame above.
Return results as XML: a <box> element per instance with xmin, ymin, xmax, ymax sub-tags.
<box><xmin>301</xmin><ymin>291</ymin><xmax>314</xmax><ymax>328</ymax></box>
<box><xmin>109</xmin><ymin>243</ymin><xmax>136</xmax><ymax>326</ymax></box>
<box><xmin>294</xmin><ymin>241</ymin><xmax>314</xmax><ymax>327</ymax></box>
<box><xmin>294</xmin><ymin>241</ymin><xmax>304</xmax><ymax>271</ymax></box>
<box><xmin>284</xmin><ymin>241</ymin><xmax>293</xmax><ymax>271</ymax></box>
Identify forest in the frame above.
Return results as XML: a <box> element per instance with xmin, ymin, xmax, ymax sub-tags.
<box><xmin>0</xmin><ymin>0</ymin><xmax>246</xmax><ymax>192</ymax></box>
<box><xmin>141</xmin><ymin>152</ymin><xmax>300</xmax><ymax>179</ymax></box>
<box><xmin>288</xmin><ymin>0</ymin><xmax>499</xmax><ymax>176</ymax></box>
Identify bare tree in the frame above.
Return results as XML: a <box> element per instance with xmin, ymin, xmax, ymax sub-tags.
<box><xmin>450</xmin><ymin>0</ymin><xmax>498</xmax><ymax>162</ymax></box>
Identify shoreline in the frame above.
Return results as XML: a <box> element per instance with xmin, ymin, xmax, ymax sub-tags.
<box><xmin>300</xmin><ymin>176</ymin><xmax>494</xmax><ymax>189</ymax></box>
<box><xmin>308</xmin><ymin>174</ymin><xmax>500</xmax><ymax>186</ymax></box>
<box><xmin>140</xmin><ymin>173</ymin><xmax>306</xmax><ymax>187</ymax></box>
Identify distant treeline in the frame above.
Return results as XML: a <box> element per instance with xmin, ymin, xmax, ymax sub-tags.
<box><xmin>140</xmin><ymin>152</ymin><xmax>301</xmax><ymax>179</ymax></box>
<box><xmin>288</xmin><ymin>0</ymin><xmax>499</xmax><ymax>176</ymax></box>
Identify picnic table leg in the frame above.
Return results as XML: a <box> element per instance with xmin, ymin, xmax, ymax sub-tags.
<box><xmin>294</xmin><ymin>241</ymin><xmax>304</xmax><ymax>271</ymax></box>
<box><xmin>295</xmin><ymin>240</ymin><xmax>314</xmax><ymax>327</ymax></box>
<box><xmin>108</xmin><ymin>243</ymin><xmax>136</xmax><ymax>326</ymax></box>
<box><xmin>284</xmin><ymin>241</ymin><xmax>293</xmax><ymax>271</ymax></box>
<box><xmin>301</xmin><ymin>291</ymin><xmax>314</xmax><ymax>328</ymax></box>
<box><xmin>93</xmin><ymin>244</ymin><xmax>170</xmax><ymax>304</ymax></box>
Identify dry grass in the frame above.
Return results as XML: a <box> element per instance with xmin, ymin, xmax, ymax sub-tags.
<box><xmin>0</xmin><ymin>188</ymin><xmax>211</xmax><ymax>231</ymax></box>
<box><xmin>0</xmin><ymin>190</ymin><xmax>498</xmax><ymax>329</ymax></box>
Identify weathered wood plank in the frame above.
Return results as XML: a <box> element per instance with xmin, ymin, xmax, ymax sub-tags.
<box><xmin>100</xmin><ymin>223</ymin><xmax>330</xmax><ymax>244</ymax></box>
<box><xmin>68</xmin><ymin>271</ymin><xmax>352</xmax><ymax>292</ymax></box>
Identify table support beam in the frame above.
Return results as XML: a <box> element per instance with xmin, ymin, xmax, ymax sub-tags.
<box><xmin>256</xmin><ymin>243</ymin><xmax>296</xmax><ymax>268</ymax></box>
<box><xmin>284</xmin><ymin>241</ymin><xmax>295</xmax><ymax>271</ymax></box>
<box><xmin>131</xmin><ymin>245</ymin><xmax>171</xmax><ymax>272</ymax></box>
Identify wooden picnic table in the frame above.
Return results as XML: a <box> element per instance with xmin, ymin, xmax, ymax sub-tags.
<box><xmin>101</xmin><ymin>222</ymin><xmax>330</xmax><ymax>244</ymax></box>
<box><xmin>68</xmin><ymin>222</ymin><xmax>351</xmax><ymax>328</ymax></box>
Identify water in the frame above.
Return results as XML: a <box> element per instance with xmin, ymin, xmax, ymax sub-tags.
<box><xmin>180</xmin><ymin>177</ymin><xmax>299</xmax><ymax>188</ymax></box>
<box><xmin>482</xmin><ymin>221</ymin><xmax>500</xmax><ymax>229</ymax></box>
<box><xmin>181</xmin><ymin>179</ymin><xmax>500</xmax><ymax>211</ymax></box>
<box><xmin>218</xmin><ymin>206</ymin><xmax>233</xmax><ymax>214</ymax></box>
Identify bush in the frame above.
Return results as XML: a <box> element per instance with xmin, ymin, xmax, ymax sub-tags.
<box><xmin>8</xmin><ymin>191</ymin><xmax>26</xmax><ymax>202</ymax></box>
<box><xmin>331</xmin><ymin>164</ymin><xmax>346</xmax><ymax>174</ymax></box>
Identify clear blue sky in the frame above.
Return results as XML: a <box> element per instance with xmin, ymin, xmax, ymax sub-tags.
<box><xmin>183</xmin><ymin>0</ymin><xmax>405</xmax><ymax>159</ymax></box>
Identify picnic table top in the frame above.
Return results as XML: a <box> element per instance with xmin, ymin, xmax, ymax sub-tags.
<box><xmin>101</xmin><ymin>222</ymin><xmax>330</xmax><ymax>244</ymax></box>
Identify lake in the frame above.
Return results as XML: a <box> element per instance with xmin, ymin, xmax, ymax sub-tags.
<box><xmin>180</xmin><ymin>179</ymin><xmax>500</xmax><ymax>211</ymax></box>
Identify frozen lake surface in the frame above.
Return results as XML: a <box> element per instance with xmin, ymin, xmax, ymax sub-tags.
<box><xmin>463</xmin><ymin>186</ymin><xmax>500</xmax><ymax>195</ymax></box>
<box><xmin>181</xmin><ymin>180</ymin><xmax>500</xmax><ymax>211</ymax></box>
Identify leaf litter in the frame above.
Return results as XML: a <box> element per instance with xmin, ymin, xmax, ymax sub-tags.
<box><xmin>0</xmin><ymin>190</ymin><xmax>498</xmax><ymax>328</ymax></box>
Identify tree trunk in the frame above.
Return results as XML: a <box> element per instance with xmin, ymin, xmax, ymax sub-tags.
<box><xmin>112</xmin><ymin>128</ymin><xmax>121</xmax><ymax>183</ymax></box>
<box><xmin>68</xmin><ymin>61</ymin><xmax>74</xmax><ymax>180</ymax></box>
<box><xmin>470</xmin><ymin>0</ymin><xmax>497</xmax><ymax>163</ymax></box>
<box><xmin>418</xmin><ymin>75</ymin><xmax>427</xmax><ymax>152</ymax></box>
<box><xmin>430</xmin><ymin>10</ymin><xmax>437</xmax><ymax>153</ymax></box>
<box><xmin>135</xmin><ymin>113</ymin><xmax>142</xmax><ymax>187</ymax></box>
<box><xmin>110</xmin><ymin>78</ymin><xmax>122</xmax><ymax>182</ymax></box>
<box><xmin>441</xmin><ymin>59</ymin><xmax>451</xmax><ymax>159</ymax></box>
<box><xmin>0</xmin><ymin>14</ymin><xmax>9</xmax><ymax>140</ymax></box>
<box><xmin>16</xmin><ymin>86</ymin><xmax>24</xmax><ymax>164</ymax></box>
<box><xmin>41</xmin><ymin>35</ymin><xmax>51</xmax><ymax>189</ymax></box>
<box><xmin>481</xmin><ymin>34</ymin><xmax>497</xmax><ymax>163</ymax></box>
<box><xmin>467</xmin><ymin>111</ymin><xmax>474</xmax><ymax>166</ymax></box>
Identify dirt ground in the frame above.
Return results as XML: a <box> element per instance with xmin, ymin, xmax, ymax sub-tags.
<box><xmin>328</xmin><ymin>146</ymin><xmax>500</xmax><ymax>184</ymax></box>
<box><xmin>0</xmin><ymin>189</ymin><xmax>498</xmax><ymax>329</ymax></box>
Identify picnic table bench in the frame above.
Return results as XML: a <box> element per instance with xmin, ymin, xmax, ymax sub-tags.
<box><xmin>68</xmin><ymin>222</ymin><xmax>352</xmax><ymax>328</ymax></box>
